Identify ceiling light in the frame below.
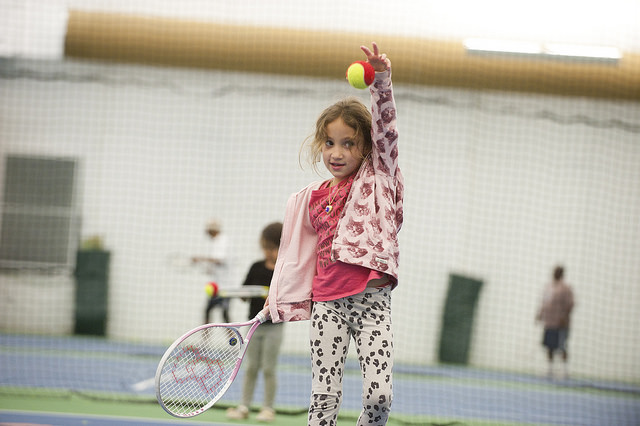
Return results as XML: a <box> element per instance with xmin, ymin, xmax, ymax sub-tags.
<box><xmin>464</xmin><ymin>38</ymin><xmax>621</xmax><ymax>63</ymax></box>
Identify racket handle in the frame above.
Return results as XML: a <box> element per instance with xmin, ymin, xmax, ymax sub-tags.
<box><xmin>255</xmin><ymin>310</ymin><xmax>269</xmax><ymax>324</ymax></box>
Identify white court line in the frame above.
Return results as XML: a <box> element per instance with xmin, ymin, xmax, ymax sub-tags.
<box><xmin>0</xmin><ymin>409</ymin><xmax>228</xmax><ymax>425</ymax></box>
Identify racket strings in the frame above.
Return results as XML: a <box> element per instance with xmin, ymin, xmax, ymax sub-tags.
<box><xmin>158</xmin><ymin>326</ymin><xmax>242</xmax><ymax>416</ymax></box>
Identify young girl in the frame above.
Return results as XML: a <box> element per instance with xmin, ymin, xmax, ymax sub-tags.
<box><xmin>265</xmin><ymin>42</ymin><xmax>403</xmax><ymax>426</ymax></box>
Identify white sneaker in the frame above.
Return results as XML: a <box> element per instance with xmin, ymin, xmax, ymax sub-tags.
<box><xmin>561</xmin><ymin>363</ymin><xmax>570</xmax><ymax>380</ymax></box>
<box><xmin>226</xmin><ymin>405</ymin><xmax>249</xmax><ymax>420</ymax></box>
<box><xmin>546</xmin><ymin>363</ymin><xmax>554</xmax><ymax>379</ymax></box>
<box><xmin>256</xmin><ymin>407</ymin><xmax>275</xmax><ymax>422</ymax></box>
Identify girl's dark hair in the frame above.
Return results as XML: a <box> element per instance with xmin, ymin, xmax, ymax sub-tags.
<box><xmin>302</xmin><ymin>97</ymin><xmax>372</xmax><ymax>173</ymax></box>
<box><xmin>261</xmin><ymin>222</ymin><xmax>283</xmax><ymax>247</ymax></box>
<box><xmin>553</xmin><ymin>265</ymin><xmax>564</xmax><ymax>281</ymax></box>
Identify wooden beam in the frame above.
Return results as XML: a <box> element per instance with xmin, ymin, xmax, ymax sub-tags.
<box><xmin>65</xmin><ymin>10</ymin><xmax>640</xmax><ymax>100</ymax></box>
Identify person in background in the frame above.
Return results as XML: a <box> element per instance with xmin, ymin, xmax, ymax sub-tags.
<box><xmin>227</xmin><ymin>222</ymin><xmax>284</xmax><ymax>423</ymax></box>
<box><xmin>537</xmin><ymin>265</ymin><xmax>575</xmax><ymax>379</ymax></box>
<box><xmin>192</xmin><ymin>219</ymin><xmax>230</xmax><ymax>323</ymax></box>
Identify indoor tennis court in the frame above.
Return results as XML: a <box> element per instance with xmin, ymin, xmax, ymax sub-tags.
<box><xmin>1</xmin><ymin>1</ymin><xmax>639</xmax><ymax>425</ymax></box>
<box><xmin>2</xmin><ymin>333</ymin><xmax>639</xmax><ymax>425</ymax></box>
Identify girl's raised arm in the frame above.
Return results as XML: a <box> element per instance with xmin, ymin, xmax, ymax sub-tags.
<box><xmin>364</xmin><ymin>43</ymin><xmax>398</xmax><ymax>177</ymax></box>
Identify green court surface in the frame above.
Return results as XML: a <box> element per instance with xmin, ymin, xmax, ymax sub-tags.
<box><xmin>0</xmin><ymin>392</ymin><xmax>537</xmax><ymax>426</ymax></box>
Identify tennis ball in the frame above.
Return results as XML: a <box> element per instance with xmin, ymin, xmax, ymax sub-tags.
<box><xmin>346</xmin><ymin>61</ymin><xmax>375</xmax><ymax>89</ymax></box>
<box><xmin>205</xmin><ymin>282</ymin><xmax>218</xmax><ymax>297</ymax></box>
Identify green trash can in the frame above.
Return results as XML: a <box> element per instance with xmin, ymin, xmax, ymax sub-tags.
<box><xmin>74</xmin><ymin>250</ymin><xmax>110</xmax><ymax>335</ymax></box>
<box><xmin>438</xmin><ymin>273</ymin><xmax>483</xmax><ymax>364</ymax></box>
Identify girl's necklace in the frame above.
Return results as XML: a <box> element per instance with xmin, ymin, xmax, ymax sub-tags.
<box><xmin>325</xmin><ymin>180</ymin><xmax>346</xmax><ymax>214</ymax></box>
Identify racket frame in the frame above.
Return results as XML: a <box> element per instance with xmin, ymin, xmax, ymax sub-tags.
<box><xmin>155</xmin><ymin>311</ymin><xmax>268</xmax><ymax>417</ymax></box>
<box><xmin>216</xmin><ymin>285</ymin><xmax>268</xmax><ymax>299</ymax></box>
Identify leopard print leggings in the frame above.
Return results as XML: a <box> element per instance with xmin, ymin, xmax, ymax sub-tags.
<box><xmin>308</xmin><ymin>286</ymin><xmax>393</xmax><ymax>426</ymax></box>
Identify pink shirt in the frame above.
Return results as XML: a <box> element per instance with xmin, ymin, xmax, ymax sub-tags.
<box><xmin>309</xmin><ymin>176</ymin><xmax>385</xmax><ymax>302</ymax></box>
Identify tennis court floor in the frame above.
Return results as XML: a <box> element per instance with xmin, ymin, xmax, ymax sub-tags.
<box><xmin>1</xmin><ymin>333</ymin><xmax>639</xmax><ymax>425</ymax></box>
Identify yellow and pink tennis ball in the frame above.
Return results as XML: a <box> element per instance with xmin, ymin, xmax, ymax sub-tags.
<box><xmin>205</xmin><ymin>282</ymin><xmax>219</xmax><ymax>297</ymax></box>
<box><xmin>346</xmin><ymin>61</ymin><xmax>375</xmax><ymax>89</ymax></box>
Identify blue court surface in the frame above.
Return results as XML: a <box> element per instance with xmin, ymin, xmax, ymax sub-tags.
<box><xmin>0</xmin><ymin>410</ymin><xmax>231</xmax><ymax>426</ymax></box>
<box><xmin>1</xmin><ymin>334</ymin><xmax>639</xmax><ymax>425</ymax></box>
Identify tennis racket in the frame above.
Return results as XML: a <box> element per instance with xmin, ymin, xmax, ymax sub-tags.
<box><xmin>215</xmin><ymin>285</ymin><xmax>268</xmax><ymax>299</ymax></box>
<box><xmin>155</xmin><ymin>311</ymin><xmax>268</xmax><ymax>418</ymax></box>
<box><xmin>165</xmin><ymin>253</ymin><xmax>192</xmax><ymax>270</ymax></box>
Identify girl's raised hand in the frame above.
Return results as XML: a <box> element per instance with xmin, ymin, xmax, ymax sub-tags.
<box><xmin>360</xmin><ymin>42</ymin><xmax>390</xmax><ymax>72</ymax></box>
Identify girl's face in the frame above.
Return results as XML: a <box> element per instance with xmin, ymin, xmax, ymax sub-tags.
<box><xmin>322</xmin><ymin>117</ymin><xmax>364</xmax><ymax>185</ymax></box>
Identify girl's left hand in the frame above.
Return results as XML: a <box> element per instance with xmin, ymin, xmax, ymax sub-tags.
<box><xmin>360</xmin><ymin>42</ymin><xmax>390</xmax><ymax>72</ymax></box>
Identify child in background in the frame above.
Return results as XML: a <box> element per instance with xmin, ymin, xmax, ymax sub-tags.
<box><xmin>227</xmin><ymin>222</ymin><xmax>284</xmax><ymax>422</ymax></box>
<box><xmin>265</xmin><ymin>42</ymin><xmax>403</xmax><ymax>426</ymax></box>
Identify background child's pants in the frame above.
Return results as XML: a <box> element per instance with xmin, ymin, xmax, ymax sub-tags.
<box><xmin>241</xmin><ymin>322</ymin><xmax>284</xmax><ymax>409</ymax></box>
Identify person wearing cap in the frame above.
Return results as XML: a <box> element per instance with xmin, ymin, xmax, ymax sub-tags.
<box><xmin>192</xmin><ymin>219</ymin><xmax>231</xmax><ymax>323</ymax></box>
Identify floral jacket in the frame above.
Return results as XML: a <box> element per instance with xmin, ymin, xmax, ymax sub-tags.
<box><xmin>267</xmin><ymin>69</ymin><xmax>404</xmax><ymax>323</ymax></box>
